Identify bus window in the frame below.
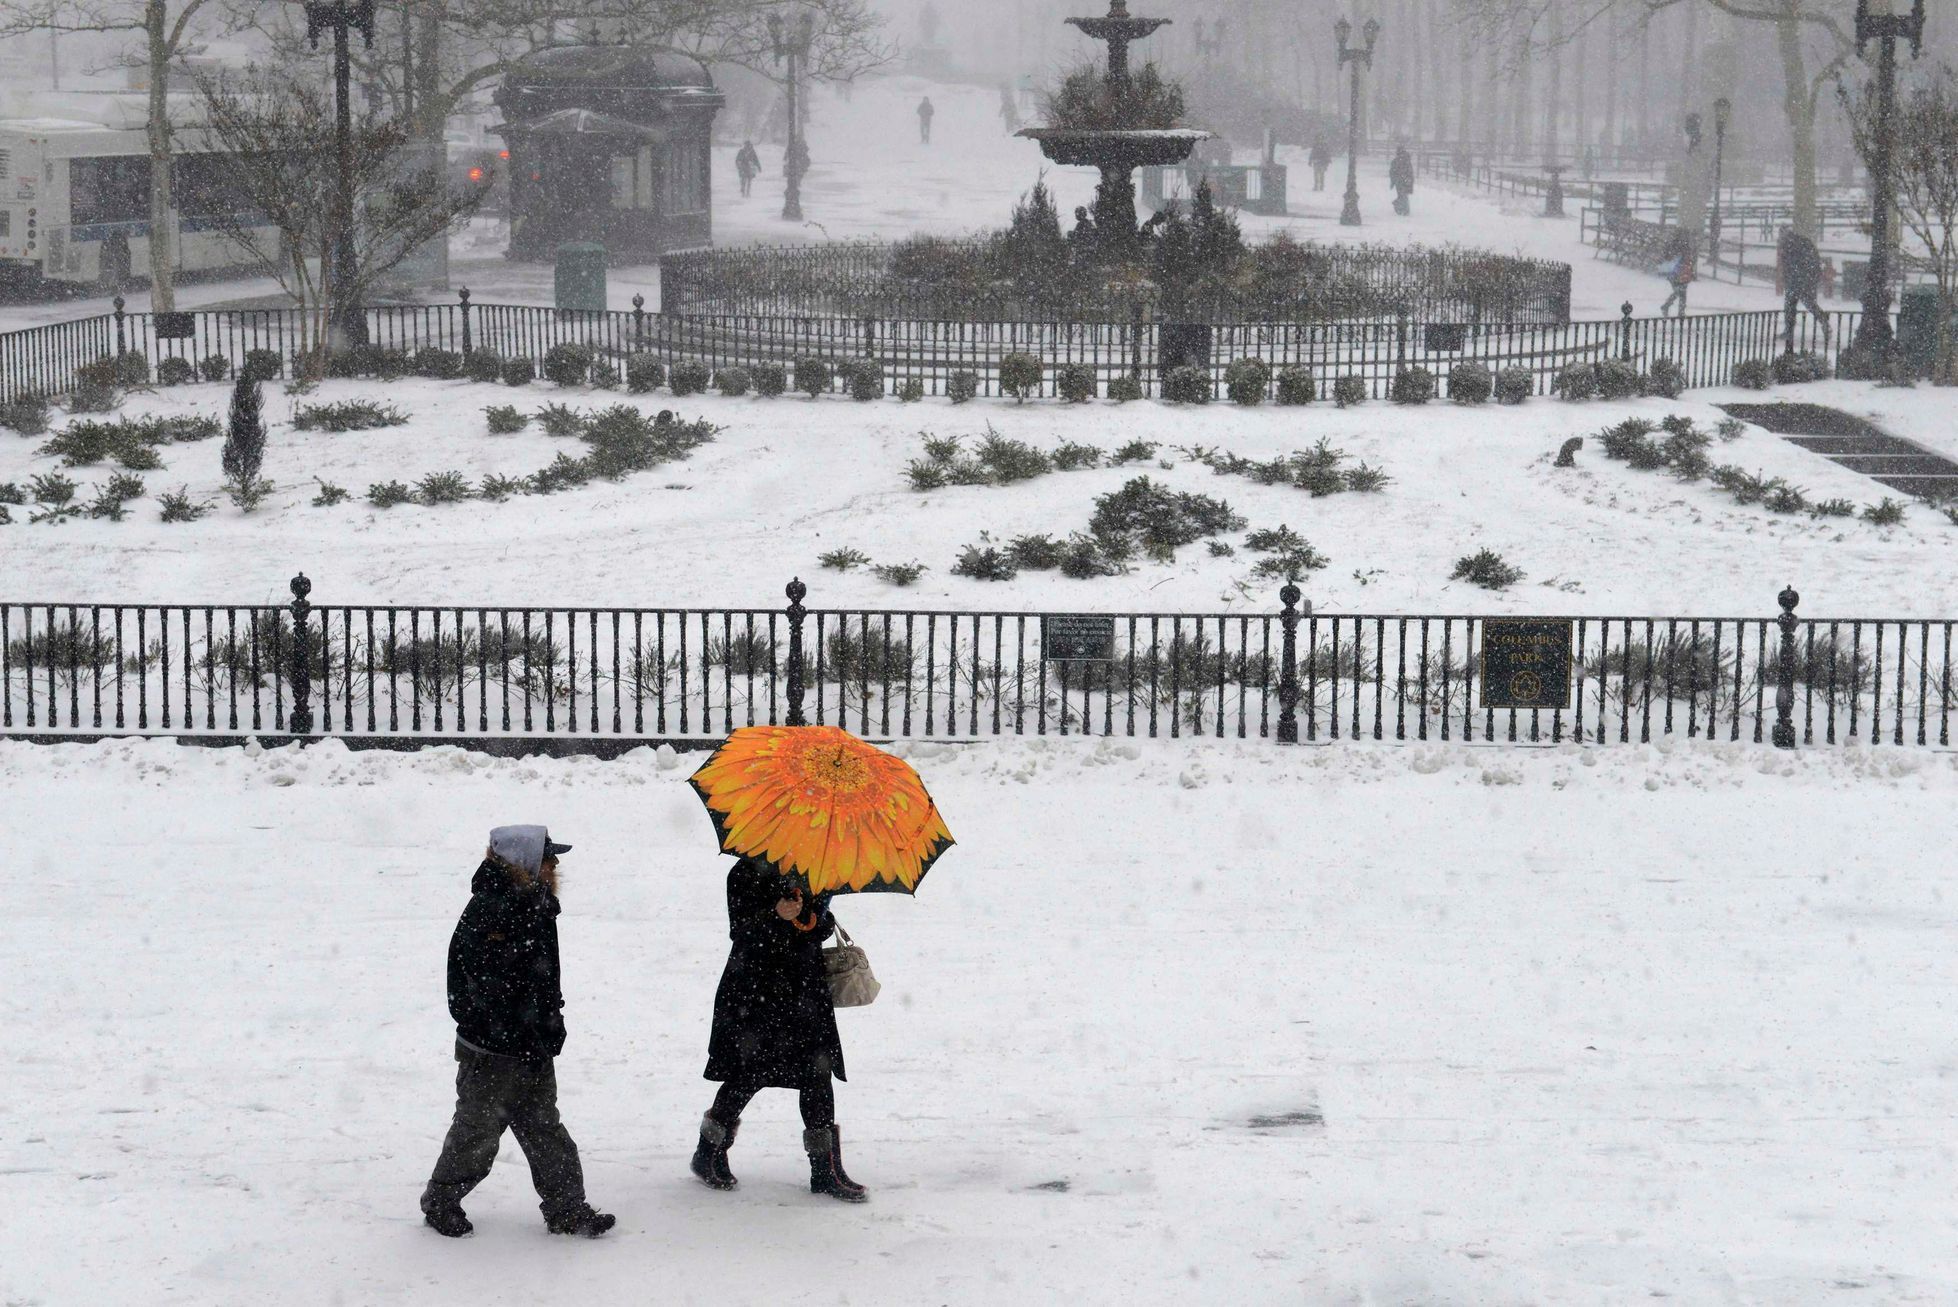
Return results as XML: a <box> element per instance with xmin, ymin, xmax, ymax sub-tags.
<box><xmin>70</xmin><ymin>156</ymin><xmax>150</xmax><ymax>227</ymax></box>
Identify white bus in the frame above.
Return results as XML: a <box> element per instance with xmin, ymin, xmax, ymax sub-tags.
<box><xmin>0</xmin><ymin>115</ymin><xmax>273</xmax><ymax>292</ymax></box>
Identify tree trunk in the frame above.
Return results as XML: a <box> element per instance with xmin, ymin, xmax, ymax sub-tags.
<box><xmin>1427</xmin><ymin>0</ymin><xmax>1450</xmax><ymax>142</ymax></box>
<box><xmin>1638</xmin><ymin>17</ymin><xmax>1652</xmax><ymax>157</ymax></box>
<box><xmin>1604</xmin><ymin>14</ymin><xmax>1620</xmax><ymax>156</ymax></box>
<box><xmin>1680</xmin><ymin>0</ymin><xmax>1698</xmax><ymax>123</ymax></box>
<box><xmin>1774</xmin><ymin>0</ymin><xmax>1819</xmax><ymax>239</ymax></box>
<box><xmin>1573</xmin><ymin>7</ymin><xmax>1589</xmax><ymax>153</ymax></box>
<box><xmin>1516</xmin><ymin>34</ymin><xmax>1534</xmax><ymax>158</ymax></box>
<box><xmin>1456</xmin><ymin>5</ymin><xmax>1475</xmax><ymax>151</ymax></box>
<box><xmin>1546</xmin><ymin>2</ymin><xmax>1565</xmax><ymax>162</ymax></box>
<box><xmin>145</xmin><ymin>1</ymin><xmax>175</xmax><ymax>311</ymax></box>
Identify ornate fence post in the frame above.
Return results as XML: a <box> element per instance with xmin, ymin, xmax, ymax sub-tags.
<box><xmin>862</xmin><ymin>315</ymin><xmax>876</xmax><ymax>360</ymax></box>
<box><xmin>113</xmin><ymin>295</ymin><xmax>127</xmax><ymax>356</ymax></box>
<box><xmin>1277</xmin><ymin>584</ymin><xmax>1303</xmax><ymax>744</ymax></box>
<box><xmin>1619</xmin><ymin>301</ymin><xmax>1634</xmax><ymax>360</ymax></box>
<box><xmin>1773</xmin><ymin>585</ymin><xmax>1800</xmax><ymax>749</ymax></box>
<box><xmin>458</xmin><ymin>287</ymin><xmax>472</xmax><ymax>357</ymax></box>
<box><xmin>785</xmin><ymin>578</ymin><xmax>808</xmax><ymax>727</ymax></box>
<box><xmin>287</xmin><ymin>572</ymin><xmax>315</xmax><ymax>737</ymax></box>
<box><xmin>631</xmin><ymin>294</ymin><xmax>646</xmax><ymax>352</ymax></box>
<box><xmin>1130</xmin><ymin>300</ymin><xmax>1145</xmax><ymax>381</ymax></box>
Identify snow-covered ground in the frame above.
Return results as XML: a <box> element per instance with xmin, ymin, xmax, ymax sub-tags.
<box><xmin>0</xmin><ymin>736</ymin><xmax>1952</xmax><ymax>1305</ymax></box>
<box><xmin>4</xmin><ymin>376</ymin><xmax>1954</xmax><ymax>616</ymax></box>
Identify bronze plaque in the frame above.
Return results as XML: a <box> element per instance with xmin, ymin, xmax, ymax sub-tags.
<box><xmin>1480</xmin><ymin>618</ymin><xmax>1573</xmax><ymax>710</ymax></box>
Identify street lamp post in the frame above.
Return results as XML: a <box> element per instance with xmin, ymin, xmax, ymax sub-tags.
<box><xmin>1850</xmin><ymin>0</ymin><xmax>1927</xmax><ymax>364</ymax></box>
<box><xmin>770</xmin><ymin>10</ymin><xmax>817</xmax><ymax>223</ymax></box>
<box><xmin>1334</xmin><ymin>15</ymin><xmax>1380</xmax><ymax>228</ymax></box>
<box><xmin>1708</xmin><ymin>96</ymin><xmax>1731</xmax><ymax>270</ymax></box>
<box><xmin>305</xmin><ymin>0</ymin><xmax>375</xmax><ymax>352</ymax></box>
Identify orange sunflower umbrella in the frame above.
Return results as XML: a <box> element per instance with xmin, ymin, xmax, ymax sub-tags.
<box><xmin>688</xmin><ymin>725</ymin><xmax>955</xmax><ymax>896</ymax></box>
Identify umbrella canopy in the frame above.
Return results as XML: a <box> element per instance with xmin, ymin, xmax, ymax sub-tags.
<box><xmin>688</xmin><ymin>726</ymin><xmax>954</xmax><ymax>896</ymax></box>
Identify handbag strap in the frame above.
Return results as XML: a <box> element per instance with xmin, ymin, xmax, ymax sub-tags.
<box><xmin>830</xmin><ymin>921</ymin><xmax>853</xmax><ymax>948</ymax></box>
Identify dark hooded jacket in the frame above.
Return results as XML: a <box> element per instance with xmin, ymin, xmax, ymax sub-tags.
<box><xmin>704</xmin><ymin>859</ymin><xmax>846</xmax><ymax>1087</ymax></box>
<box><xmin>447</xmin><ymin>860</ymin><xmax>567</xmax><ymax>1059</ymax></box>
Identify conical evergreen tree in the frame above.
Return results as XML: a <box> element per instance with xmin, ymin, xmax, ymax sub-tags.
<box><xmin>222</xmin><ymin>374</ymin><xmax>265</xmax><ymax>484</ymax></box>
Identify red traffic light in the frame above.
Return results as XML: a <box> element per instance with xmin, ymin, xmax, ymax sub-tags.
<box><xmin>468</xmin><ymin>166</ymin><xmax>484</xmax><ymax>182</ymax></box>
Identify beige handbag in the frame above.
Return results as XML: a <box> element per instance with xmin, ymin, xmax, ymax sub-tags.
<box><xmin>823</xmin><ymin>923</ymin><xmax>881</xmax><ymax>1008</ymax></box>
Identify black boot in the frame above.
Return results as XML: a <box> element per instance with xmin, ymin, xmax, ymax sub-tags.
<box><xmin>804</xmin><ymin>1125</ymin><xmax>869</xmax><ymax>1203</ymax></box>
<box><xmin>544</xmin><ymin>1201</ymin><xmax>617</xmax><ymax>1237</ymax></box>
<box><xmin>690</xmin><ymin>1113</ymin><xmax>739</xmax><ymax>1191</ymax></box>
<box><xmin>422</xmin><ymin>1204</ymin><xmax>472</xmax><ymax>1238</ymax></box>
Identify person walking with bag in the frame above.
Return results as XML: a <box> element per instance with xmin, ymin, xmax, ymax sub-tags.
<box><xmin>420</xmin><ymin>826</ymin><xmax>615</xmax><ymax>1238</ymax></box>
<box><xmin>1659</xmin><ymin>227</ymin><xmax>1698</xmax><ymax>319</ymax></box>
<box><xmin>735</xmin><ymin>140</ymin><xmax>762</xmax><ymax>198</ymax></box>
<box><xmin>691</xmin><ymin>857</ymin><xmax>868</xmax><ymax>1202</ymax></box>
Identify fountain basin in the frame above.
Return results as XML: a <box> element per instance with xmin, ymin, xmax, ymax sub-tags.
<box><xmin>1016</xmin><ymin>128</ymin><xmax>1210</xmax><ymax>169</ymax></box>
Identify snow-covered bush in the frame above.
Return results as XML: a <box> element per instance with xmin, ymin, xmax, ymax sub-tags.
<box><xmin>1495</xmin><ymin>366</ymin><xmax>1534</xmax><ymax>405</ymax></box>
<box><xmin>1332</xmin><ymin>375</ymin><xmax>1366</xmax><ymax>408</ymax></box>
<box><xmin>626</xmin><ymin>354</ymin><xmax>666</xmax><ymax>393</ymax></box>
<box><xmin>1447</xmin><ymin>361</ymin><xmax>1491</xmax><ymax>404</ymax></box>
<box><xmin>1595</xmin><ymin>358</ymin><xmax>1643</xmax><ymax>400</ymax></box>
<box><xmin>1225</xmin><ymin>356</ymin><xmax>1271</xmax><ymax>406</ymax></box>
<box><xmin>1107</xmin><ymin>375</ymin><xmax>1144</xmax><ymax>403</ymax></box>
<box><xmin>588</xmin><ymin>359</ymin><xmax>620</xmax><ymax>389</ymax></box>
<box><xmin>0</xmin><ymin>393</ymin><xmax>50</xmax><ymax>434</ymax></box>
<box><xmin>794</xmin><ymin>357</ymin><xmax>833</xmax><ymax>398</ymax></box>
<box><xmin>543</xmin><ymin>343</ymin><xmax>592</xmax><ymax>387</ymax></box>
<box><xmin>1163</xmin><ymin>365</ymin><xmax>1212</xmax><ymax>404</ymax></box>
<box><xmin>947</xmin><ymin>370</ymin><xmax>979</xmax><ymax>404</ymax></box>
<box><xmin>1056</xmin><ymin>363</ymin><xmax>1098</xmax><ymax>404</ymax></box>
<box><xmin>292</xmin><ymin>400</ymin><xmax>408</xmax><ymax>432</ymax></box>
<box><xmin>1451</xmin><ymin>548</ymin><xmax>1523</xmax><ymax>589</ymax></box>
<box><xmin>846</xmin><ymin>359</ymin><xmax>885</xmax><ymax>402</ymax></box>
<box><xmin>753</xmin><ymin>363</ymin><xmax>788</xmax><ymax>397</ymax></box>
<box><xmin>465</xmin><ymin>349</ymin><xmax>505</xmax><ymax>385</ymax></box>
<box><xmin>367</xmin><ymin>480</ymin><xmax>413</xmax><ymax>508</ymax></box>
<box><xmin>951</xmin><ymin>542</ymin><xmax>1019</xmax><ymax>581</ymax></box>
<box><xmin>1553</xmin><ymin>361</ymin><xmax>1598</xmax><ymax>400</ymax></box>
<box><xmin>714</xmin><ymin>366</ymin><xmax>751</xmax><ymax>397</ymax></box>
<box><xmin>999</xmin><ymin>352</ymin><xmax>1043</xmax><ymax>403</ymax></box>
<box><xmin>1275</xmin><ymin>366</ymin><xmax>1315</xmax><ymax>405</ymax></box>
<box><xmin>1646</xmin><ymin>357</ymin><xmax>1686</xmax><ymax>399</ymax></box>
<box><xmin>1731</xmin><ymin>358</ymin><xmax>1772</xmax><ymax>390</ymax></box>
<box><xmin>156</xmin><ymin>357</ymin><xmax>195</xmax><ymax>387</ymax></box>
<box><xmin>898</xmin><ymin>378</ymin><xmax>925</xmax><ymax>402</ymax></box>
<box><xmin>669</xmin><ymin>359</ymin><xmax>711</xmax><ymax>397</ymax></box>
<box><xmin>1772</xmin><ymin>351</ymin><xmax>1830</xmax><ymax>384</ymax></box>
<box><xmin>484</xmin><ymin>405</ymin><xmax>528</xmax><ymax>434</ymax></box>
<box><xmin>413</xmin><ymin>347</ymin><xmax>463</xmax><ymax>380</ymax></box>
<box><xmin>1390</xmin><ymin>366</ymin><xmax>1436</xmax><ymax>405</ymax></box>
<box><xmin>241</xmin><ymin>349</ymin><xmax>282</xmax><ymax>383</ymax></box>
<box><xmin>501</xmin><ymin>357</ymin><xmax>536</xmax><ymax>387</ymax></box>
<box><xmin>199</xmin><ymin>354</ymin><xmax>230</xmax><ymax>383</ymax></box>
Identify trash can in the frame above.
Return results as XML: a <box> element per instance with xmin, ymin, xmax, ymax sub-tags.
<box><xmin>1897</xmin><ymin>285</ymin><xmax>1952</xmax><ymax>378</ymax></box>
<box><xmin>554</xmin><ymin>242</ymin><xmax>607</xmax><ymax>313</ymax></box>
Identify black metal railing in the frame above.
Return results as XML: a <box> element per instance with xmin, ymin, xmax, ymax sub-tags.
<box><xmin>0</xmin><ymin>297</ymin><xmax>1876</xmax><ymax>406</ymax></box>
<box><xmin>4</xmin><ymin>579</ymin><xmax>1949</xmax><ymax>752</ymax></box>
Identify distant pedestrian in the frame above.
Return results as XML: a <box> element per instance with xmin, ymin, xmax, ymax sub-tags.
<box><xmin>1777</xmin><ymin>227</ymin><xmax>1830</xmax><ymax>350</ymax></box>
<box><xmin>917</xmin><ymin>96</ymin><xmax>935</xmax><ymax>145</ymax></box>
<box><xmin>1659</xmin><ymin>228</ymin><xmax>1697</xmax><ymax>319</ymax></box>
<box><xmin>1309</xmin><ymin>136</ymin><xmax>1332</xmax><ymax>192</ymax></box>
<box><xmin>1389</xmin><ymin>144</ymin><xmax>1415</xmax><ymax>216</ymax></box>
<box><xmin>998</xmin><ymin>82</ymin><xmax>1021</xmax><ymax>134</ymax></box>
<box><xmin>690</xmin><ymin>858</ymin><xmax>868</xmax><ymax>1203</ymax></box>
<box><xmin>735</xmin><ymin>139</ymin><xmax>762</xmax><ymax>198</ymax></box>
<box><xmin>421</xmin><ymin>827</ymin><xmax>615</xmax><ymax>1239</ymax></box>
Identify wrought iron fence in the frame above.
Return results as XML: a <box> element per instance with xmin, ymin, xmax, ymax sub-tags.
<box><xmin>0</xmin><ymin>296</ymin><xmax>1872</xmax><ymax>406</ymax></box>
<box><xmin>3</xmin><ymin>579</ymin><xmax>1948</xmax><ymax>752</ymax></box>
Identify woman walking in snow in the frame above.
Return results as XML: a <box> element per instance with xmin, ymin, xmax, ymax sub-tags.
<box><xmin>690</xmin><ymin>857</ymin><xmax>868</xmax><ymax>1202</ymax></box>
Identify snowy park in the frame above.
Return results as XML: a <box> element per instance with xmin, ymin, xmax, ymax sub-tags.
<box><xmin>5</xmin><ymin>0</ymin><xmax>1958</xmax><ymax>1302</ymax></box>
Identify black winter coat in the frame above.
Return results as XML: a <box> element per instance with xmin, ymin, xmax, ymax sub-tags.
<box><xmin>704</xmin><ymin>859</ymin><xmax>846</xmax><ymax>1087</ymax></box>
<box><xmin>447</xmin><ymin>860</ymin><xmax>567</xmax><ymax>1059</ymax></box>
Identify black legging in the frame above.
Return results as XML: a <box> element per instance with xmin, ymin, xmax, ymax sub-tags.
<box><xmin>711</xmin><ymin>1076</ymin><xmax>834</xmax><ymax>1130</ymax></box>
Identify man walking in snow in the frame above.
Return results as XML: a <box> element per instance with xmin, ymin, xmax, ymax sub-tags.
<box><xmin>420</xmin><ymin>826</ymin><xmax>615</xmax><ymax>1239</ymax></box>
<box><xmin>917</xmin><ymin>96</ymin><xmax>935</xmax><ymax>145</ymax></box>
<box><xmin>1777</xmin><ymin>227</ymin><xmax>1829</xmax><ymax>352</ymax></box>
<box><xmin>1389</xmin><ymin>144</ymin><xmax>1415</xmax><ymax>217</ymax></box>
<box><xmin>735</xmin><ymin>140</ymin><xmax>762</xmax><ymax>198</ymax></box>
<box><xmin>1309</xmin><ymin>136</ymin><xmax>1332</xmax><ymax>192</ymax></box>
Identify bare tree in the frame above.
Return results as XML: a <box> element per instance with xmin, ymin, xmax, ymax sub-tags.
<box><xmin>193</xmin><ymin>66</ymin><xmax>484</xmax><ymax>368</ymax></box>
<box><xmin>0</xmin><ymin>0</ymin><xmax>233</xmax><ymax>309</ymax></box>
<box><xmin>1844</xmin><ymin>68</ymin><xmax>1958</xmax><ymax>382</ymax></box>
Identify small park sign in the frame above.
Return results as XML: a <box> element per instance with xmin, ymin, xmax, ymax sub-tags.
<box><xmin>1042</xmin><ymin>615</ymin><xmax>1117</xmax><ymax>662</ymax></box>
<box><xmin>1480</xmin><ymin>618</ymin><xmax>1573</xmax><ymax>710</ymax></box>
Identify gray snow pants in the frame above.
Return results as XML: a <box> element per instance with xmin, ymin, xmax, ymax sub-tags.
<box><xmin>421</xmin><ymin>1041</ymin><xmax>586</xmax><ymax>1218</ymax></box>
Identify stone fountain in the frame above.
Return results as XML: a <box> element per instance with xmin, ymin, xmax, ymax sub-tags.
<box><xmin>1017</xmin><ymin>0</ymin><xmax>1210</xmax><ymax>258</ymax></box>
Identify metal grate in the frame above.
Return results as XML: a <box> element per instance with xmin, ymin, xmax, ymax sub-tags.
<box><xmin>0</xmin><ymin>149</ymin><xmax>11</xmax><ymax>179</ymax></box>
